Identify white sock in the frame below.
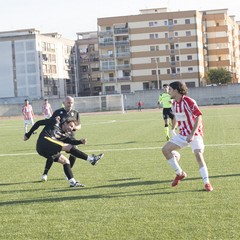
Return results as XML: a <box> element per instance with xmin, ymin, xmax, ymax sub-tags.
<box><xmin>69</xmin><ymin>178</ymin><xmax>76</xmax><ymax>185</ymax></box>
<box><xmin>168</xmin><ymin>157</ymin><xmax>183</xmax><ymax>175</ymax></box>
<box><xmin>199</xmin><ymin>166</ymin><xmax>209</xmax><ymax>184</ymax></box>
<box><xmin>87</xmin><ymin>155</ymin><xmax>93</xmax><ymax>161</ymax></box>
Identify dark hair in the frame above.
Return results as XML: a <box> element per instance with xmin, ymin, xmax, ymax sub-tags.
<box><xmin>169</xmin><ymin>81</ymin><xmax>188</xmax><ymax>95</ymax></box>
<box><xmin>61</xmin><ymin>117</ymin><xmax>77</xmax><ymax>126</ymax></box>
<box><xmin>163</xmin><ymin>84</ymin><xmax>169</xmax><ymax>87</ymax></box>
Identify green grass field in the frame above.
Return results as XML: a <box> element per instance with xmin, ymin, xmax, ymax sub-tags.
<box><xmin>0</xmin><ymin>106</ymin><xmax>240</xmax><ymax>240</ymax></box>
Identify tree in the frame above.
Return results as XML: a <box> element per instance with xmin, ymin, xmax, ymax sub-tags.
<box><xmin>207</xmin><ymin>68</ymin><xmax>232</xmax><ymax>85</ymax></box>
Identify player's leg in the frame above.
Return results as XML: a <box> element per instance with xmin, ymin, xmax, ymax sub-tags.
<box><xmin>24</xmin><ymin>120</ymin><xmax>28</xmax><ymax>133</ymax></box>
<box><xmin>41</xmin><ymin>157</ymin><xmax>54</xmax><ymax>181</ymax></box>
<box><xmin>64</xmin><ymin>145</ymin><xmax>104</xmax><ymax>166</ymax></box>
<box><xmin>57</xmin><ymin>154</ymin><xmax>85</xmax><ymax>187</ymax></box>
<box><xmin>190</xmin><ymin>137</ymin><xmax>213</xmax><ymax>191</ymax></box>
<box><xmin>162</xmin><ymin>135</ymin><xmax>187</xmax><ymax>187</ymax></box>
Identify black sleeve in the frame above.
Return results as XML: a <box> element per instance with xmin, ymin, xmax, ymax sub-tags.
<box><xmin>62</xmin><ymin>137</ymin><xmax>84</xmax><ymax>145</ymax></box>
<box><xmin>25</xmin><ymin>118</ymin><xmax>56</xmax><ymax>139</ymax></box>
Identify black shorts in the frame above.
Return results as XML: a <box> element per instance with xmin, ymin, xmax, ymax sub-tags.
<box><xmin>163</xmin><ymin>108</ymin><xmax>174</xmax><ymax>120</ymax></box>
<box><xmin>36</xmin><ymin>136</ymin><xmax>64</xmax><ymax>162</ymax></box>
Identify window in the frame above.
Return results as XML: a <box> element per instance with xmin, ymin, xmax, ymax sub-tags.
<box><xmin>150</xmin><ymin>46</ymin><xmax>159</xmax><ymax>51</ymax></box>
<box><xmin>121</xmin><ymin>85</ymin><xmax>130</xmax><ymax>93</ymax></box>
<box><xmin>149</xmin><ymin>21</ymin><xmax>158</xmax><ymax>27</ymax></box>
<box><xmin>26</xmin><ymin>41</ymin><xmax>35</xmax><ymax>51</ymax></box>
<box><xmin>186</xmin><ymin>31</ymin><xmax>191</xmax><ymax>36</ymax></box>
<box><xmin>15</xmin><ymin>42</ymin><xmax>24</xmax><ymax>51</ymax></box>
<box><xmin>164</xmin><ymin>33</ymin><xmax>168</xmax><ymax>38</ymax></box>
<box><xmin>185</xmin><ymin>19</ymin><xmax>190</xmax><ymax>24</ymax></box>
<box><xmin>176</xmin><ymin>56</ymin><xmax>180</xmax><ymax>61</ymax></box>
<box><xmin>26</xmin><ymin>53</ymin><xmax>35</xmax><ymax>62</ymax></box>
<box><xmin>186</xmin><ymin>43</ymin><xmax>192</xmax><ymax>48</ymax></box>
<box><xmin>150</xmin><ymin>46</ymin><xmax>155</xmax><ymax>51</ymax></box>
<box><xmin>174</xmin><ymin>20</ymin><xmax>178</xmax><ymax>24</ymax></box>
<box><xmin>187</xmin><ymin>55</ymin><xmax>192</xmax><ymax>60</ymax></box>
<box><xmin>105</xmin><ymin>86</ymin><xmax>115</xmax><ymax>92</ymax></box>
<box><xmin>27</xmin><ymin>64</ymin><xmax>36</xmax><ymax>73</ymax></box>
<box><xmin>164</xmin><ymin>20</ymin><xmax>168</xmax><ymax>26</ymax></box>
<box><xmin>167</xmin><ymin>69</ymin><xmax>171</xmax><ymax>74</ymax></box>
<box><xmin>152</xmin><ymin>70</ymin><xmax>156</xmax><ymax>75</ymax></box>
<box><xmin>152</xmin><ymin>70</ymin><xmax>160</xmax><ymax>75</ymax></box>
<box><xmin>174</xmin><ymin>32</ymin><xmax>178</xmax><ymax>37</ymax></box>
<box><xmin>149</xmin><ymin>33</ymin><xmax>158</xmax><ymax>39</ymax></box>
<box><xmin>143</xmin><ymin>82</ymin><xmax>150</xmax><ymax>90</ymax></box>
<box><xmin>165</xmin><ymin>45</ymin><xmax>169</xmax><ymax>50</ymax></box>
<box><xmin>151</xmin><ymin>58</ymin><xmax>159</xmax><ymax>63</ymax></box>
<box><xmin>188</xmin><ymin>67</ymin><xmax>193</xmax><ymax>72</ymax></box>
<box><xmin>150</xmin><ymin>34</ymin><xmax>155</xmax><ymax>39</ymax></box>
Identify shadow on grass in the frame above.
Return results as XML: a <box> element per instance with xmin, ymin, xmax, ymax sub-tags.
<box><xmin>0</xmin><ymin>186</ymin><xmax>197</xmax><ymax>207</ymax></box>
<box><xmin>0</xmin><ymin>173</ymin><xmax>239</xmax><ymax>206</ymax></box>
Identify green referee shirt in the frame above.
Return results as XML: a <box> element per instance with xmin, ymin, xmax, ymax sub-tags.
<box><xmin>159</xmin><ymin>93</ymin><xmax>172</xmax><ymax>108</ymax></box>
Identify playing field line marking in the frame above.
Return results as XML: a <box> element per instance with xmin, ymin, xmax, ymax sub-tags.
<box><xmin>0</xmin><ymin>143</ymin><xmax>239</xmax><ymax>157</ymax></box>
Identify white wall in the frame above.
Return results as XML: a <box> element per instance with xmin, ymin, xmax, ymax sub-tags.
<box><xmin>0</xmin><ymin>42</ymin><xmax>14</xmax><ymax>97</ymax></box>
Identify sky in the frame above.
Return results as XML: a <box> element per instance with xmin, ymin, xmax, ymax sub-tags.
<box><xmin>0</xmin><ymin>0</ymin><xmax>240</xmax><ymax>39</ymax></box>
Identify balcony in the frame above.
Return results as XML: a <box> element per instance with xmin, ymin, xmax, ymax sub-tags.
<box><xmin>114</xmin><ymin>28</ymin><xmax>129</xmax><ymax>35</ymax></box>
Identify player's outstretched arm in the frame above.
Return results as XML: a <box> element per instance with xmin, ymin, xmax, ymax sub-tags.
<box><xmin>24</xmin><ymin>118</ymin><xmax>56</xmax><ymax>140</ymax></box>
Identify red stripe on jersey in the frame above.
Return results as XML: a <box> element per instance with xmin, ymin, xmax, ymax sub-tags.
<box><xmin>172</xmin><ymin>96</ymin><xmax>203</xmax><ymax>136</ymax></box>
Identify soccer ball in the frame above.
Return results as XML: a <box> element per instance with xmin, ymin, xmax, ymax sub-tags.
<box><xmin>171</xmin><ymin>150</ymin><xmax>180</xmax><ymax>162</ymax></box>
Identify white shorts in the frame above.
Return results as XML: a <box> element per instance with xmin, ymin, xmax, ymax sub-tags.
<box><xmin>44</xmin><ymin>114</ymin><xmax>51</xmax><ymax>119</ymax></box>
<box><xmin>170</xmin><ymin>134</ymin><xmax>204</xmax><ymax>152</ymax></box>
<box><xmin>24</xmin><ymin>119</ymin><xmax>34</xmax><ymax>126</ymax></box>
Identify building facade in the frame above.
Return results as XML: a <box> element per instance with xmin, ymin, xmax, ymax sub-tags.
<box><xmin>97</xmin><ymin>8</ymin><xmax>240</xmax><ymax>94</ymax></box>
<box><xmin>76</xmin><ymin>32</ymin><xmax>101</xmax><ymax>96</ymax></box>
<box><xmin>0</xmin><ymin>29</ymin><xmax>76</xmax><ymax>103</ymax></box>
<box><xmin>1</xmin><ymin>8</ymin><xmax>240</xmax><ymax>102</ymax></box>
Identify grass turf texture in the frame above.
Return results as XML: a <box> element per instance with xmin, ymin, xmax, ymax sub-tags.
<box><xmin>0</xmin><ymin>106</ymin><xmax>239</xmax><ymax>240</ymax></box>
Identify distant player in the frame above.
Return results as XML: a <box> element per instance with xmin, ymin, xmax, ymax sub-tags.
<box><xmin>158</xmin><ymin>84</ymin><xmax>174</xmax><ymax>140</ymax></box>
<box><xmin>161</xmin><ymin>81</ymin><xmax>213</xmax><ymax>192</ymax></box>
<box><xmin>22</xmin><ymin>99</ymin><xmax>36</xmax><ymax>134</ymax></box>
<box><xmin>42</xmin><ymin>99</ymin><xmax>53</xmax><ymax>119</ymax></box>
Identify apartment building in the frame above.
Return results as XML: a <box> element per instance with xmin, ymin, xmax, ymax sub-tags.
<box><xmin>97</xmin><ymin>8</ymin><xmax>240</xmax><ymax>94</ymax></box>
<box><xmin>202</xmin><ymin>9</ymin><xmax>240</xmax><ymax>83</ymax></box>
<box><xmin>0</xmin><ymin>29</ymin><xmax>76</xmax><ymax>103</ymax></box>
<box><xmin>76</xmin><ymin>31</ymin><xmax>101</xmax><ymax>96</ymax></box>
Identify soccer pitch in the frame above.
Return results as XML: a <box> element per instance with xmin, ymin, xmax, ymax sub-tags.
<box><xmin>0</xmin><ymin>106</ymin><xmax>239</xmax><ymax>240</ymax></box>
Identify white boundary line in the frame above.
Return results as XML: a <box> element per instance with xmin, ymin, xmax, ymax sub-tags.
<box><xmin>0</xmin><ymin>143</ymin><xmax>239</xmax><ymax>157</ymax></box>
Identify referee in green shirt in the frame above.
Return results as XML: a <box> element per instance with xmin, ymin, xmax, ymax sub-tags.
<box><xmin>158</xmin><ymin>84</ymin><xmax>174</xmax><ymax>141</ymax></box>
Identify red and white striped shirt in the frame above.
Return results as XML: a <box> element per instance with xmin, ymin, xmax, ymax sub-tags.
<box><xmin>172</xmin><ymin>95</ymin><xmax>203</xmax><ymax>136</ymax></box>
<box><xmin>22</xmin><ymin>104</ymin><xmax>34</xmax><ymax>120</ymax></box>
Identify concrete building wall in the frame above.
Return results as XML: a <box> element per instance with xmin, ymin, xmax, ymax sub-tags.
<box><xmin>0</xmin><ymin>84</ymin><xmax>240</xmax><ymax>116</ymax></box>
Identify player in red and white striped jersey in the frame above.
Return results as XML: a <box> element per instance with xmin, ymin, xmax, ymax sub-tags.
<box><xmin>22</xmin><ymin>99</ymin><xmax>36</xmax><ymax>134</ymax></box>
<box><xmin>162</xmin><ymin>81</ymin><xmax>213</xmax><ymax>192</ymax></box>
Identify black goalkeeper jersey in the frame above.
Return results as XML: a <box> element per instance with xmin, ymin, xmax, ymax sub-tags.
<box><xmin>51</xmin><ymin>108</ymin><xmax>80</xmax><ymax>125</ymax></box>
<box><xmin>25</xmin><ymin>118</ymin><xmax>83</xmax><ymax>145</ymax></box>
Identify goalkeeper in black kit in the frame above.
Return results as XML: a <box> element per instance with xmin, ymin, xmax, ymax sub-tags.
<box><xmin>24</xmin><ymin>117</ymin><xmax>104</xmax><ymax>188</ymax></box>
